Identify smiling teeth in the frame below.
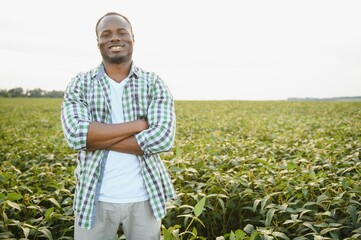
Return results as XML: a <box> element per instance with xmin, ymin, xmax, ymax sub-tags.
<box><xmin>110</xmin><ymin>46</ymin><xmax>123</xmax><ymax>50</ymax></box>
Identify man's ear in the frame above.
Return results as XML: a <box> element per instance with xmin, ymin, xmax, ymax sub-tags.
<box><xmin>97</xmin><ymin>38</ymin><xmax>100</xmax><ymax>49</ymax></box>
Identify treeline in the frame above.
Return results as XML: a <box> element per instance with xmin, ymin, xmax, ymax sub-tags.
<box><xmin>287</xmin><ymin>96</ymin><xmax>361</xmax><ymax>102</ymax></box>
<box><xmin>0</xmin><ymin>87</ymin><xmax>64</xmax><ymax>98</ymax></box>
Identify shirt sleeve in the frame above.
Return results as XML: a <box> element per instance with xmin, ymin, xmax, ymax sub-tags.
<box><xmin>61</xmin><ymin>74</ymin><xmax>91</xmax><ymax>151</ymax></box>
<box><xmin>135</xmin><ymin>76</ymin><xmax>176</xmax><ymax>156</ymax></box>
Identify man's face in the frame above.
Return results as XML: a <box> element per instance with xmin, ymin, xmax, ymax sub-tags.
<box><xmin>96</xmin><ymin>15</ymin><xmax>134</xmax><ymax>64</ymax></box>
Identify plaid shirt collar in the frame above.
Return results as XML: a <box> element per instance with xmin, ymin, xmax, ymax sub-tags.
<box><xmin>92</xmin><ymin>61</ymin><xmax>140</xmax><ymax>80</ymax></box>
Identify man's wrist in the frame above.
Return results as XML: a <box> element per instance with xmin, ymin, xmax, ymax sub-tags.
<box><xmin>134</xmin><ymin>119</ymin><xmax>148</xmax><ymax>132</ymax></box>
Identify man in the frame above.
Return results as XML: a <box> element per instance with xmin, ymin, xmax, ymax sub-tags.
<box><xmin>61</xmin><ymin>12</ymin><xmax>176</xmax><ymax>240</ymax></box>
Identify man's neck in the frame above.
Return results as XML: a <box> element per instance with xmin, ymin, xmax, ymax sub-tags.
<box><xmin>103</xmin><ymin>61</ymin><xmax>132</xmax><ymax>83</ymax></box>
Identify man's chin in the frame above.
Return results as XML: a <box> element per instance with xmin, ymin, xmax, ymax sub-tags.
<box><xmin>102</xmin><ymin>54</ymin><xmax>131</xmax><ymax>64</ymax></box>
<box><xmin>109</xmin><ymin>56</ymin><xmax>127</xmax><ymax>64</ymax></box>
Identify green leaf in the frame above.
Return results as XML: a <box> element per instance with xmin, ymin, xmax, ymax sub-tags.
<box><xmin>6</xmin><ymin>200</ymin><xmax>21</xmax><ymax>210</ymax></box>
<box><xmin>38</xmin><ymin>227</ymin><xmax>53</xmax><ymax>240</ymax></box>
<box><xmin>253</xmin><ymin>199</ymin><xmax>261</xmax><ymax>212</ymax></box>
<box><xmin>7</xmin><ymin>192</ymin><xmax>23</xmax><ymax>201</ymax></box>
<box><xmin>192</xmin><ymin>227</ymin><xmax>197</xmax><ymax>236</ymax></box>
<box><xmin>162</xmin><ymin>226</ymin><xmax>180</xmax><ymax>240</ymax></box>
<box><xmin>194</xmin><ymin>196</ymin><xmax>206</xmax><ymax>217</ymax></box>
<box><xmin>45</xmin><ymin>207</ymin><xmax>54</xmax><ymax>220</ymax></box>
<box><xmin>21</xmin><ymin>226</ymin><xmax>30</xmax><ymax>238</ymax></box>
<box><xmin>162</xmin><ymin>228</ymin><xmax>173</xmax><ymax>240</ymax></box>
<box><xmin>235</xmin><ymin>229</ymin><xmax>246</xmax><ymax>239</ymax></box>
<box><xmin>320</xmin><ymin>227</ymin><xmax>339</xmax><ymax>235</ymax></box>
<box><xmin>287</xmin><ymin>160</ymin><xmax>297</xmax><ymax>171</ymax></box>
<box><xmin>249</xmin><ymin>231</ymin><xmax>259</xmax><ymax>240</ymax></box>
<box><xmin>218</xmin><ymin>197</ymin><xmax>226</xmax><ymax>213</ymax></box>
<box><xmin>342</xmin><ymin>178</ymin><xmax>347</xmax><ymax>190</ymax></box>
<box><xmin>300</xmin><ymin>209</ymin><xmax>313</xmax><ymax>218</ymax></box>
<box><xmin>192</xmin><ymin>216</ymin><xmax>205</xmax><ymax>228</ymax></box>
<box><xmin>351</xmin><ymin>234</ymin><xmax>361</xmax><ymax>239</ymax></box>
<box><xmin>329</xmin><ymin>231</ymin><xmax>339</xmax><ymax>240</ymax></box>
<box><xmin>176</xmin><ymin>146</ymin><xmax>182</xmax><ymax>158</ymax></box>
<box><xmin>2</xmin><ymin>210</ymin><xmax>8</xmax><ymax>222</ymax></box>
<box><xmin>272</xmin><ymin>231</ymin><xmax>290</xmax><ymax>240</ymax></box>
<box><xmin>0</xmin><ymin>232</ymin><xmax>15</xmax><ymax>239</ymax></box>
<box><xmin>309</xmin><ymin>169</ymin><xmax>316</xmax><ymax>180</ymax></box>
<box><xmin>0</xmin><ymin>193</ymin><xmax>6</xmax><ymax>201</ymax></box>
<box><xmin>48</xmin><ymin>197</ymin><xmax>61</xmax><ymax>208</ymax></box>
<box><xmin>302</xmin><ymin>222</ymin><xmax>318</xmax><ymax>233</ymax></box>
<box><xmin>348</xmin><ymin>205</ymin><xmax>356</xmax><ymax>224</ymax></box>
<box><xmin>243</xmin><ymin>224</ymin><xmax>254</xmax><ymax>235</ymax></box>
<box><xmin>265</xmin><ymin>208</ymin><xmax>276</xmax><ymax>227</ymax></box>
<box><xmin>284</xmin><ymin>219</ymin><xmax>295</xmax><ymax>225</ymax></box>
<box><xmin>293</xmin><ymin>237</ymin><xmax>308</xmax><ymax>240</ymax></box>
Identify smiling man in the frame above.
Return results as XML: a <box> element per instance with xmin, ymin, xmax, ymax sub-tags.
<box><xmin>61</xmin><ymin>12</ymin><xmax>176</xmax><ymax>240</ymax></box>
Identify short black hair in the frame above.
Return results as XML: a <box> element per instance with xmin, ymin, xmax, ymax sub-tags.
<box><xmin>95</xmin><ymin>12</ymin><xmax>133</xmax><ymax>37</ymax></box>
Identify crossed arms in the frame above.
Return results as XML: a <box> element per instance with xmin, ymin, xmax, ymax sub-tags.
<box><xmin>86</xmin><ymin>120</ymin><xmax>148</xmax><ymax>155</ymax></box>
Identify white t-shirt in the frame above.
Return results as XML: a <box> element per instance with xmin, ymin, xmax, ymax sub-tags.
<box><xmin>99</xmin><ymin>75</ymin><xmax>149</xmax><ymax>203</ymax></box>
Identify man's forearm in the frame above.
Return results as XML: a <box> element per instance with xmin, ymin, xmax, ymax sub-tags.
<box><xmin>86</xmin><ymin>120</ymin><xmax>147</xmax><ymax>151</ymax></box>
<box><xmin>106</xmin><ymin>136</ymin><xmax>144</xmax><ymax>155</ymax></box>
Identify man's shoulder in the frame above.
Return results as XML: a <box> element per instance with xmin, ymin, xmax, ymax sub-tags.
<box><xmin>73</xmin><ymin>65</ymin><xmax>101</xmax><ymax>81</ymax></box>
<box><xmin>133</xmin><ymin>65</ymin><xmax>160</xmax><ymax>82</ymax></box>
<box><xmin>64</xmin><ymin>64</ymin><xmax>102</xmax><ymax>93</ymax></box>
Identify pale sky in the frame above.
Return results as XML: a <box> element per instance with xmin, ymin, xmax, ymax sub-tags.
<box><xmin>1</xmin><ymin>0</ymin><xmax>360</xmax><ymax>100</ymax></box>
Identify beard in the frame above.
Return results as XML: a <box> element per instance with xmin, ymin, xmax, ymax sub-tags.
<box><xmin>101</xmin><ymin>54</ymin><xmax>129</xmax><ymax>64</ymax></box>
<box><xmin>101</xmin><ymin>50</ymin><xmax>133</xmax><ymax>64</ymax></box>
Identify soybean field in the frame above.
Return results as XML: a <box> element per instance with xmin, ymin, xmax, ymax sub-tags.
<box><xmin>1</xmin><ymin>98</ymin><xmax>360</xmax><ymax>239</ymax></box>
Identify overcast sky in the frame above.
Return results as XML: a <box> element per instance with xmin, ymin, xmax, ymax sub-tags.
<box><xmin>1</xmin><ymin>0</ymin><xmax>360</xmax><ymax>100</ymax></box>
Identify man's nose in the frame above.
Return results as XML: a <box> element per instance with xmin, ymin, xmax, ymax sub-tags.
<box><xmin>110</xmin><ymin>33</ymin><xmax>121</xmax><ymax>41</ymax></box>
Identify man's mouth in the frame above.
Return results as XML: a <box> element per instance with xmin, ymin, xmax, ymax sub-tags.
<box><xmin>109</xmin><ymin>44</ymin><xmax>125</xmax><ymax>50</ymax></box>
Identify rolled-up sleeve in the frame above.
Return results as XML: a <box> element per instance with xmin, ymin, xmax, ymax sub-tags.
<box><xmin>61</xmin><ymin>75</ymin><xmax>91</xmax><ymax>151</ymax></box>
<box><xmin>135</xmin><ymin>77</ymin><xmax>176</xmax><ymax>156</ymax></box>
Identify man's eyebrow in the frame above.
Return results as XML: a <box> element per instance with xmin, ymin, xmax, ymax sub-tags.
<box><xmin>100</xmin><ymin>29</ymin><xmax>111</xmax><ymax>34</ymax></box>
<box><xmin>100</xmin><ymin>28</ymin><xmax>129</xmax><ymax>33</ymax></box>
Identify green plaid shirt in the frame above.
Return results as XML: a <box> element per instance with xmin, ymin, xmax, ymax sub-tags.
<box><xmin>61</xmin><ymin>63</ymin><xmax>176</xmax><ymax>229</ymax></box>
